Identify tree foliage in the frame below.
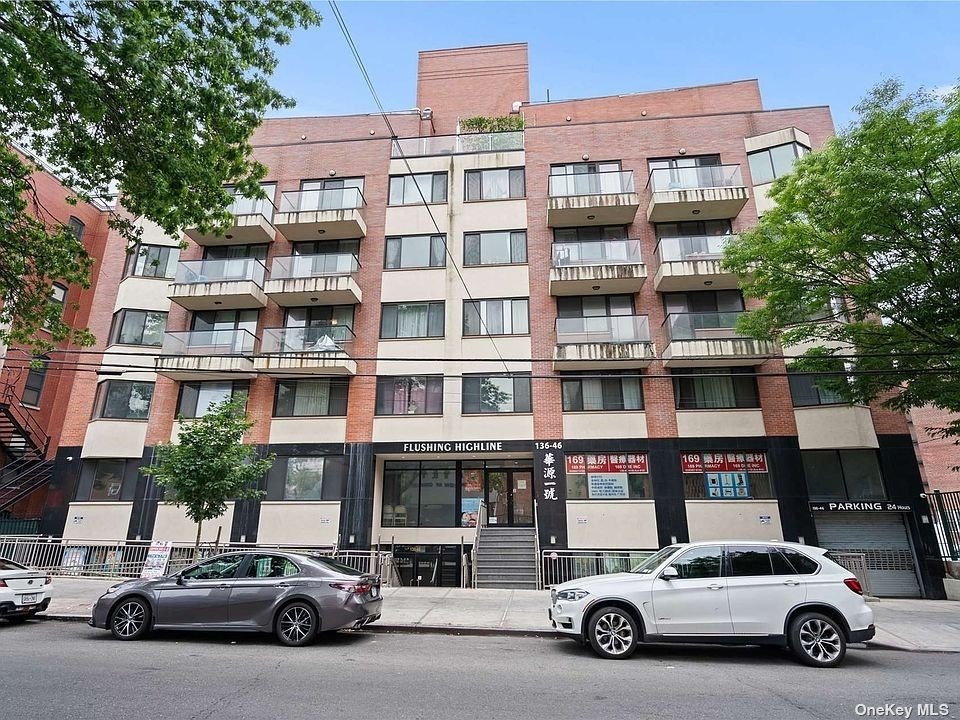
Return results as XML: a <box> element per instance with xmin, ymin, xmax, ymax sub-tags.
<box><xmin>0</xmin><ymin>0</ymin><xmax>320</xmax><ymax>351</ymax></box>
<box><xmin>141</xmin><ymin>397</ymin><xmax>274</xmax><ymax>553</ymax></box>
<box><xmin>724</xmin><ymin>80</ymin><xmax>960</xmax><ymax>434</ymax></box>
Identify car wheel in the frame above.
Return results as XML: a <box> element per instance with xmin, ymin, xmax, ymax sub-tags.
<box><xmin>275</xmin><ymin>602</ymin><xmax>318</xmax><ymax>647</ymax></box>
<box><xmin>587</xmin><ymin>606</ymin><xmax>639</xmax><ymax>660</ymax></box>
<box><xmin>789</xmin><ymin>612</ymin><xmax>846</xmax><ymax>668</ymax></box>
<box><xmin>110</xmin><ymin>597</ymin><xmax>151</xmax><ymax>641</ymax></box>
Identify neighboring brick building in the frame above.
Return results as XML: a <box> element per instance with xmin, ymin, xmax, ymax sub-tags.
<box><xmin>909</xmin><ymin>406</ymin><xmax>960</xmax><ymax>493</ymax></box>
<box><xmin>4</xmin><ymin>42</ymin><xmax>943</xmax><ymax>598</ymax></box>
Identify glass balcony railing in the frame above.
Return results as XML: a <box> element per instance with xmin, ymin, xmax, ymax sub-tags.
<box><xmin>556</xmin><ymin>315</ymin><xmax>651</xmax><ymax>345</ymax></box>
<box><xmin>173</xmin><ymin>258</ymin><xmax>267</xmax><ymax>286</ymax></box>
<box><xmin>664</xmin><ymin>312</ymin><xmax>747</xmax><ymax>341</ymax></box>
<box><xmin>391</xmin><ymin>131</ymin><xmax>524</xmax><ymax>158</ymax></box>
<box><xmin>160</xmin><ymin>329</ymin><xmax>257</xmax><ymax>356</ymax></box>
<box><xmin>260</xmin><ymin>325</ymin><xmax>356</xmax><ymax>354</ymax></box>
<box><xmin>270</xmin><ymin>253</ymin><xmax>360</xmax><ymax>280</ymax></box>
<box><xmin>278</xmin><ymin>187</ymin><xmax>365</xmax><ymax>214</ymax></box>
<box><xmin>648</xmin><ymin>164</ymin><xmax>744</xmax><ymax>193</ymax></box>
<box><xmin>226</xmin><ymin>193</ymin><xmax>275</xmax><ymax>223</ymax></box>
<box><xmin>553</xmin><ymin>239</ymin><xmax>642</xmax><ymax>267</ymax></box>
<box><xmin>548</xmin><ymin>170</ymin><xmax>636</xmax><ymax>198</ymax></box>
<box><xmin>656</xmin><ymin>235</ymin><xmax>735</xmax><ymax>262</ymax></box>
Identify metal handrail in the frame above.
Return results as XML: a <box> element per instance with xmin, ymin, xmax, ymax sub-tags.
<box><xmin>471</xmin><ymin>500</ymin><xmax>487</xmax><ymax>589</ymax></box>
<box><xmin>533</xmin><ymin>497</ymin><xmax>542</xmax><ymax>590</ymax></box>
<box><xmin>0</xmin><ymin>381</ymin><xmax>50</xmax><ymax>454</ymax></box>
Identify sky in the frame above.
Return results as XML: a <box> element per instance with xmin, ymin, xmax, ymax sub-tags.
<box><xmin>267</xmin><ymin>1</ymin><xmax>960</xmax><ymax>130</ymax></box>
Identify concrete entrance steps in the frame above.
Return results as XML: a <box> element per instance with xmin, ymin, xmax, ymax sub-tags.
<box><xmin>474</xmin><ymin>526</ymin><xmax>539</xmax><ymax>590</ymax></box>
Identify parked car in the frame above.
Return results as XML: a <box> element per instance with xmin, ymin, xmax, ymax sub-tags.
<box><xmin>0</xmin><ymin>557</ymin><xmax>53</xmax><ymax>623</ymax></box>
<box><xmin>89</xmin><ymin>551</ymin><xmax>382</xmax><ymax>646</ymax></box>
<box><xmin>549</xmin><ymin>541</ymin><xmax>874</xmax><ymax>667</ymax></box>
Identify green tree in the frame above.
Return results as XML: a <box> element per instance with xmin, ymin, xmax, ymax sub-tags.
<box><xmin>0</xmin><ymin>0</ymin><xmax>320</xmax><ymax>352</ymax></box>
<box><xmin>723</xmin><ymin>80</ymin><xmax>960</xmax><ymax>439</ymax></box>
<box><xmin>142</xmin><ymin>397</ymin><xmax>274</xmax><ymax>557</ymax></box>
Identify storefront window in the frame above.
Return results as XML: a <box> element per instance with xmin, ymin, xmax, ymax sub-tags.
<box><xmin>460</xmin><ymin>465</ymin><xmax>484</xmax><ymax>527</ymax></box>
<box><xmin>802</xmin><ymin>450</ymin><xmax>885</xmax><ymax>500</ymax></box>
<box><xmin>90</xmin><ymin>459</ymin><xmax>126</xmax><ymax>500</ymax></box>
<box><xmin>681</xmin><ymin>451</ymin><xmax>774</xmax><ymax>499</ymax></box>
<box><xmin>564</xmin><ymin>453</ymin><xmax>652</xmax><ymax>499</ymax></box>
<box><xmin>284</xmin><ymin>457</ymin><xmax>324</xmax><ymax>500</ymax></box>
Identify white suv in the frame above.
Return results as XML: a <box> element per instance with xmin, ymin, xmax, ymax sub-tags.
<box><xmin>549</xmin><ymin>541</ymin><xmax>874</xmax><ymax>667</ymax></box>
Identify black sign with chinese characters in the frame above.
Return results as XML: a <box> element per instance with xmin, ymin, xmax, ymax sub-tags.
<box><xmin>533</xmin><ymin>441</ymin><xmax>567</xmax><ymax>549</ymax></box>
<box><xmin>809</xmin><ymin>500</ymin><xmax>914</xmax><ymax>513</ymax></box>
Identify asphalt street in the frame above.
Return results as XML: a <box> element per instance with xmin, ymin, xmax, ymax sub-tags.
<box><xmin>1</xmin><ymin>620</ymin><xmax>958</xmax><ymax>720</ymax></box>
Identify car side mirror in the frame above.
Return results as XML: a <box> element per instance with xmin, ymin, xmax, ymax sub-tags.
<box><xmin>661</xmin><ymin>566</ymin><xmax>679</xmax><ymax>580</ymax></box>
<box><xmin>175</xmin><ymin>574</ymin><xmax>184</xmax><ymax>585</ymax></box>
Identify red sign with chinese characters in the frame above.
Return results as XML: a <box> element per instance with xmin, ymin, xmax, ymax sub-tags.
<box><xmin>565</xmin><ymin>455</ymin><xmax>586</xmax><ymax>474</ymax></box>
<box><xmin>746</xmin><ymin>452</ymin><xmax>768</xmax><ymax>472</ymax></box>
<box><xmin>681</xmin><ymin>451</ymin><xmax>768</xmax><ymax>473</ymax></box>
<box><xmin>680</xmin><ymin>453</ymin><xmax>704</xmax><ymax>473</ymax></box>
<box><xmin>566</xmin><ymin>452</ymin><xmax>649</xmax><ymax>474</ymax></box>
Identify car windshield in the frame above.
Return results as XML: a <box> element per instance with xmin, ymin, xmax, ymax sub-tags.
<box><xmin>630</xmin><ymin>545</ymin><xmax>681</xmax><ymax>574</ymax></box>
<box><xmin>309</xmin><ymin>556</ymin><xmax>363</xmax><ymax>577</ymax></box>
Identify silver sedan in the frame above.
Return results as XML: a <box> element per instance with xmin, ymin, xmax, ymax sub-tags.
<box><xmin>89</xmin><ymin>551</ymin><xmax>382</xmax><ymax>646</ymax></box>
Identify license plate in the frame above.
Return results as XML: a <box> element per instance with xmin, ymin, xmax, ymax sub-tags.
<box><xmin>371</xmin><ymin>587</ymin><xmax>379</xmax><ymax>598</ymax></box>
<box><xmin>20</xmin><ymin>593</ymin><xmax>38</xmax><ymax>605</ymax></box>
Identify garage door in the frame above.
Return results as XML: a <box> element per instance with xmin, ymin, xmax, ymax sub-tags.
<box><xmin>815</xmin><ymin>513</ymin><xmax>921</xmax><ymax>598</ymax></box>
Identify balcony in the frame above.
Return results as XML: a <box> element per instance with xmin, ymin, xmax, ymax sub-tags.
<box><xmin>547</xmin><ymin>171</ymin><xmax>640</xmax><ymax>227</ymax></box>
<box><xmin>553</xmin><ymin>315</ymin><xmax>654</xmax><ymax>370</ymax></box>
<box><xmin>253</xmin><ymin>325</ymin><xmax>357</xmax><ymax>376</ymax></box>
<box><xmin>169</xmin><ymin>259</ymin><xmax>267</xmax><ymax>310</ymax></box>
<box><xmin>273</xmin><ymin>188</ymin><xmax>367</xmax><ymax>241</ymax></box>
<box><xmin>660</xmin><ymin>312</ymin><xmax>778</xmax><ymax>367</ymax></box>
<box><xmin>183</xmin><ymin>195</ymin><xmax>276</xmax><ymax>246</ymax></box>
<box><xmin>646</xmin><ymin>165</ymin><xmax>749</xmax><ymax>222</ymax></box>
<box><xmin>391</xmin><ymin>131</ymin><xmax>523</xmax><ymax>157</ymax></box>
<box><xmin>550</xmin><ymin>239</ymin><xmax>646</xmax><ymax>296</ymax></box>
<box><xmin>264</xmin><ymin>254</ymin><xmax>362</xmax><ymax>306</ymax></box>
<box><xmin>654</xmin><ymin>235</ymin><xmax>741</xmax><ymax>291</ymax></box>
<box><xmin>155</xmin><ymin>330</ymin><xmax>257</xmax><ymax>380</ymax></box>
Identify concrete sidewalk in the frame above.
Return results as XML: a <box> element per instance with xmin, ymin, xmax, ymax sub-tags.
<box><xmin>37</xmin><ymin>577</ymin><xmax>960</xmax><ymax>651</ymax></box>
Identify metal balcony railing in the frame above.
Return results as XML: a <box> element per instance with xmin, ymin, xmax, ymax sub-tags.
<box><xmin>392</xmin><ymin>131</ymin><xmax>524</xmax><ymax>158</ymax></box>
<box><xmin>173</xmin><ymin>258</ymin><xmax>266</xmax><ymax>286</ymax></box>
<box><xmin>548</xmin><ymin>170</ymin><xmax>635</xmax><ymax>198</ymax></box>
<box><xmin>160</xmin><ymin>329</ymin><xmax>257</xmax><ymax>356</ymax></box>
<box><xmin>260</xmin><ymin>325</ymin><xmax>356</xmax><ymax>355</ymax></box>
<box><xmin>664</xmin><ymin>311</ymin><xmax>747</xmax><ymax>341</ymax></box>
<box><xmin>553</xmin><ymin>239</ymin><xmax>642</xmax><ymax>267</ymax></box>
<box><xmin>556</xmin><ymin>315</ymin><xmax>651</xmax><ymax>345</ymax></box>
<box><xmin>270</xmin><ymin>253</ymin><xmax>360</xmax><ymax>279</ymax></box>
<box><xmin>656</xmin><ymin>235</ymin><xmax>735</xmax><ymax>262</ymax></box>
<box><xmin>648</xmin><ymin>164</ymin><xmax>744</xmax><ymax>193</ymax></box>
<box><xmin>278</xmin><ymin>187</ymin><xmax>365</xmax><ymax>214</ymax></box>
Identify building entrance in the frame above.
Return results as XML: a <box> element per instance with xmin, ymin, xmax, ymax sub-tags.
<box><xmin>485</xmin><ymin>469</ymin><xmax>534</xmax><ymax>527</ymax></box>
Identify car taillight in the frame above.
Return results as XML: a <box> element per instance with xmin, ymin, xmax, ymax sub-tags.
<box><xmin>330</xmin><ymin>582</ymin><xmax>373</xmax><ymax>594</ymax></box>
<box><xmin>843</xmin><ymin>577</ymin><xmax>864</xmax><ymax>595</ymax></box>
<box><xmin>44</xmin><ymin>575</ymin><xmax>52</xmax><ymax>585</ymax></box>
<box><xmin>0</xmin><ymin>579</ymin><xmax>6</xmax><ymax>587</ymax></box>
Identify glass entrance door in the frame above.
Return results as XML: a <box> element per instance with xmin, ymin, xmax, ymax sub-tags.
<box><xmin>485</xmin><ymin>470</ymin><xmax>534</xmax><ymax>527</ymax></box>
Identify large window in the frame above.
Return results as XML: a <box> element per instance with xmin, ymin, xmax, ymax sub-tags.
<box><xmin>802</xmin><ymin>450</ymin><xmax>886</xmax><ymax>501</ymax></box>
<box><xmin>673</xmin><ymin>368</ymin><xmax>760</xmax><ymax>410</ymax></box>
<box><xmin>462</xmin><ymin>374</ymin><xmax>531</xmax><ymax>414</ymax></box>
<box><xmin>388</xmin><ymin>173</ymin><xmax>447</xmax><ymax>205</ymax></box>
<box><xmin>788</xmin><ymin>367</ymin><xmax>846</xmax><ymax>407</ymax></box>
<box><xmin>177</xmin><ymin>381</ymin><xmax>249</xmax><ymax>419</ymax></box>
<box><xmin>384</xmin><ymin>234</ymin><xmax>446</xmax><ymax>269</ymax></box>
<box><xmin>375</xmin><ymin>376</ymin><xmax>443</xmax><ymax>415</ymax></box>
<box><xmin>565</xmin><ymin>452</ymin><xmax>652</xmax><ymax>499</ymax></box>
<box><xmin>549</xmin><ymin>162</ymin><xmax>626</xmax><ymax>195</ymax></box>
<box><xmin>191</xmin><ymin>309</ymin><xmax>258</xmax><ymax>335</ymax></box>
<box><xmin>109</xmin><ymin>310</ymin><xmax>167</xmax><ymax>346</ymax></box>
<box><xmin>557</xmin><ymin>294</ymin><xmax>634</xmax><ymax>318</ymax></box>
<box><xmin>380</xmin><ymin>302</ymin><xmax>444</xmax><ymax>339</ymax></box>
<box><xmin>465</xmin><ymin>168</ymin><xmax>525</xmax><ymax>201</ymax></box>
<box><xmin>285</xmin><ymin>305</ymin><xmax>354</xmax><ymax>330</ymax></box>
<box><xmin>93</xmin><ymin>381</ymin><xmax>154</xmax><ymax>420</ymax></box>
<box><xmin>748</xmin><ymin>142</ymin><xmax>810</xmax><ymax>185</ymax></box>
<box><xmin>274</xmin><ymin>379</ymin><xmax>348</xmax><ymax>417</ymax></box>
<box><xmin>125</xmin><ymin>244</ymin><xmax>180</xmax><ymax>279</ymax></box>
<box><xmin>681</xmin><ymin>451</ymin><xmax>774</xmax><ymax>499</ymax></box>
<box><xmin>464</xmin><ymin>230</ymin><xmax>527</xmax><ymax>266</ymax></box>
<box><xmin>284</xmin><ymin>457</ymin><xmax>324</xmax><ymax>500</ymax></box>
<box><xmin>663</xmin><ymin>289</ymin><xmax>744</xmax><ymax>314</ymax></box>
<box><xmin>22</xmin><ymin>357</ymin><xmax>49</xmax><ymax>407</ymax></box>
<box><xmin>293</xmin><ymin>239</ymin><xmax>359</xmax><ymax>256</ymax></box>
<box><xmin>382</xmin><ymin>461</ymin><xmax>456</xmax><ymax>527</ymax></box>
<box><xmin>90</xmin><ymin>459</ymin><xmax>125</xmax><ymax>500</ymax></box>
<box><xmin>562</xmin><ymin>373</ymin><xmax>644</xmax><ymax>412</ymax></box>
<box><xmin>463</xmin><ymin>298</ymin><xmax>529</xmax><ymax>336</ymax></box>
<box><xmin>203</xmin><ymin>243</ymin><xmax>268</xmax><ymax>262</ymax></box>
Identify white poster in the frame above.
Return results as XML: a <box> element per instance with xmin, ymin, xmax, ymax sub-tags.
<box><xmin>588</xmin><ymin>472</ymin><xmax>629</xmax><ymax>499</ymax></box>
<box><xmin>140</xmin><ymin>541</ymin><xmax>173</xmax><ymax>579</ymax></box>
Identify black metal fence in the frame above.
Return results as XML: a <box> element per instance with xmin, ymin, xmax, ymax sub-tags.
<box><xmin>928</xmin><ymin>490</ymin><xmax>960</xmax><ymax>561</ymax></box>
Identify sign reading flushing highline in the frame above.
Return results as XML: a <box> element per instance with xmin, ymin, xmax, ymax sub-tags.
<box><xmin>399</xmin><ymin>441</ymin><xmax>506</xmax><ymax>453</ymax></box>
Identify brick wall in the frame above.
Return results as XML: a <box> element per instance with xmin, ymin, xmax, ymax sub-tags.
<box><xmin>908</xmin><ymin>404</ymin><xmax>960</xmax><ymax>492</ymax></box>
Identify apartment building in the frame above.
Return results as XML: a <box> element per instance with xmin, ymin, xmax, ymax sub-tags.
<box><xmin>4</xmin><ymin>42</ymin><xmax>944</xmax><ymax>598</ymax></box>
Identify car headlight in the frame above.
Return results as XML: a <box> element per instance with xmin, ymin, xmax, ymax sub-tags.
<box><xmin>557</xmin><ymin>589</ymin><xmax>589</xmax><ymax>602</ymax></box>
<box><xmin>106</xmin><ymin>584</ymin><xmax>124</xmax><ymax>594</ymax></box>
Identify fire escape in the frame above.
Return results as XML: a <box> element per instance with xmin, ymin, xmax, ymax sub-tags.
<box><xmin>0</xmin><ymin>381</ymin><xmax>54</xmax><ymax>514</ymax></box>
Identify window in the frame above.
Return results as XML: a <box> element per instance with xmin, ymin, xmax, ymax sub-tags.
<box><xmin>727</xmin><ymin>546</ymin><xmax>776</xmax><ymax>576</ymax></box>
<box><xmin>94</xmin><ymin>381</ymin><xmax>154</xmax><ymax>420</ymax></box>
<box><xmin>565</xmin><ymin>452</ymin><xmax>652</xmax><ymax>500</ymax></box>
<box><xmin>191</xmin><ymin>309</ymin><xmax>258</xmax><ymax>335</ymax></box>
<box><xmin>464</xmin><ymin>230</ymin><xmax>527</xmax><ymax>266</ymax></box>
<box><xmin>203</xmin><ymin>244</ymin><xmax>268</xmax><ymax>262</ymax></box>
<box><xmin>669</xmin><ymin>546</ymin><xmax>723</xmax><ymax>579</ymax></box>
<box><xmin>67</xmin><ymin>216</ymin><xmax>85</xmax><ymax>240</ymax></box>
<box><xmin>388</xmin><ymin>173</ymin><xmax>447</xmax><ymax>205</ymax></box>
<box><xmin>562</xmin><ymin>373</ymin><xmax>644</xmax><ymax>412</ymax></box>
<box><xmin>382</xmin><ymin>461</ymin><xmax>457</xmax><ymax>528</ymax></box>
<box><xmin>48</xmin><ymin>283</ymin><xmax>67</xmax><ymax>324</ymax></box>
<box><xmin>549</xmin><ymin>162</ymin><xmax>627</xmax><ymax>195</ymax></box>
<box><xmin>781</xmin><ymin>548</ymin><xmax>821</xmax><ymax>574</ymax></box>
<box><xmin>177</xmin><ymin>381</ymin><xmax>249</xmax><ymax>419</ymax></box>
<box><xmin>90</xmin><ymin>459</ymin><xmax>125</xmax><ymax>500</ymax></box>
<box><xmin>376</xmin><ymin>376</ymin><xmax>443</xmax><ymax>415</ymax></box>
<box><xmin>462</xmin><ymin>375</ymin><xmax>531</xmax><ymax>414</ymax></box>
<box><xmin>299</xmin><ymin>177</ymin><xmax>364</xmax><ymax>210</ymax></box>
<box><xmin>557</xmin><ymin>295</ymin><xmax>634</xmax><ymax>318</ymax></box>
<box><xmin>748</xmin><ymin>142</ymin><xmax>810</xmax><ymax>185</ymax></box>
<box><xmin>245</xmin><ymin>555</ymin><xmax>300</xmax><ymax>578</ymax></box>
<box><xmin>788</xmin><ymin>367</ymin><xmax>846</xmax><ymax>407</ymax></box>
<box><xmin>284</xmin><ymin>457</ymin><xmax>324</xmax><ymax>500</ymax></box>
<box><xmin>681</xmin><ymin>451</ymin><xmax>774</xmax><ymax>499</ymax></box>
<box><xmin>293</xmin><ymin>239</ymin><xmax>360</xmax><ymax>256</ymax></box>
<box><xmin>274</xmin><ymin>379</ymin><xmax>348</xmax><ymax>417</ymax></box>
<box><xmin>672</xmin><ymin>368</ymin><xmax>760</xmax><ymax>410</ymax></box>
<box><xmin>802</xmin><ymin>450</ymin><xmax>886</xmax><ymax>501</ymax></box>
<box><xmin>125</xmin><ymin>244</ymin><xmax>180</xmax><ymax>279</ymax></box>
<box><xmin>663</xmin><ymin>290</ymin><xmax>745</xmax><ymax>314</ymax></box>
<box><xmin>380</xmin><ymin>302</ymin><xmax>444</xmax><ymax>339</ymax></box>
<box><xmin>384</xmin><ymin>234</ymin><xmax>446</xmax><ymax>269</ymax></box>
<box><xmin>284</xmin><ymin>305</ymin><xmax>354</xmax><ymax>330</ymax></box>
<box><xmin>654</xmin><ymin>220</ymin><xmax>732</xmax><ymax>239</ymax></box>
<box><xmin>465</xmin><ymin>168</ymin><xmax>525</xmax><ymax>201</ymax></box>
<box><xmin>21</xmin><ymin>357</ymin><xmax>49</xmax><ymax>407</ymax></box>
<box><xmin>463</xmin><ymin>299</ymin><xmax>529</xmax><ymax>336</ymax></box>
<box><xmin>553</xmin><ymin>226</ymin><xmax>627</xmax><ymax>243</ymax></box>
<box><xmin>181</xmin><ymin>555</ymin><xmax>245</xmax><ymax>581</ymax></box>
<box><xmin>109</xmin><ymin>310</ymin><xmax>167</xmax><ymax>346</ymax></box>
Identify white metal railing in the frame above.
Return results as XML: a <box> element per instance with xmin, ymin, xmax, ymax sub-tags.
<box><xmin>541</xmin><ymin>549</ymin><xmax>655</xmax><ymax>588</ymax></box>
<box><xmin>648</xmin><ymin>164</ymin><xmax>744</xmax><ymax>192</ymax></box>
<box><xmin>656</xmin><ymin>234</ymin><xmax>736</xmax><ymax>263</ymax></box>
<box><xmin>533</xmin><ymin>498</ymin><xmax>542</xmax><ymax>590</ymax></box>
<box><xmin>555</xmin><ymin>315</ymin><xmax>651</xmax><ymax>345</ymax></box>
<box><xmin>174</xmin><ymin>258</ymin><xmax>267</xmax><ymax>286</ymax></box>
<box><xmin>392</xmin><ymin>131</ymin><xmax>524</xmax><ymax>158</ymax></box>
<box><xmin>270</xmin><ymin>253</ymin><xmax>359</xmax><ymax>280</ymax></box>
<box><xmin>552</xmin><ymin>239</ymin><xmax>642</xmax><ymax>267</ymax></box>
<box><xmin>471</xmin><ymin>500</ymin><xmax>487</xmax><ymax>589</ymax></box>
<box><xmin>548</xmin><ymin>170</ymin><xmax>635</xmax><ymax>198</ymax></box>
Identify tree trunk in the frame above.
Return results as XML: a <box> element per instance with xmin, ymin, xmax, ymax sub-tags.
<box><xmin>193</xmin><ymin>520</ymin><xmax>203</xmax><ymax>561</ymax></box>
